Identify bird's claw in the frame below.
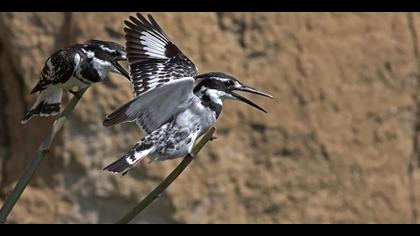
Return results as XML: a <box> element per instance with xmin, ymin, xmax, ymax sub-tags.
<box><xmin>69</xmin><ymin>89</ymin><xmax>83</xmax><ymax>99</ymax></box>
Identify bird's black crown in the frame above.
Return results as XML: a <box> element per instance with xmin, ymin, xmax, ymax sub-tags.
<box><xmin>194</xmin><ymin>72</ymin><xmax>238</xmax><ymax>93</ymax></box>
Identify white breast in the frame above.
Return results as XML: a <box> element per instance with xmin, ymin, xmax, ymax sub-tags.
<box><xmin>175</xmin><ymin>97</ymin><xmax>217</xmax><ymax>134</ymax></box>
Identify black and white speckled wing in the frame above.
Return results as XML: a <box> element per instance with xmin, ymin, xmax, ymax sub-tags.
<box><xmin>124</xmin><ymin>13</ymin><xmax>198</xmax><ymax>97</ymax></box>
<box><xmin>30</xmin><ymin>48</ymin><xmax>81</xmax><ymax>94</ymax></box>
<box><xmin>103</xmin><ymin>13</ymin><xmax>199</xmax><ymax>134</ymax></box>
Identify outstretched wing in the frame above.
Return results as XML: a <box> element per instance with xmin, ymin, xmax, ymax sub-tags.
<box><xmin>124</xmin><ymin>13</ymin><xmax>198</xmax><ymax>97</ymax></box>
<box><xmin>31</xmin><ymin>48</ymin><xmax>81</xmax><ymax>94</ymax></box>
<box><xmin>104</xmin><ymin>13</ymin><xmax>198</xmax><ymax>133</ymax></box>
<box><xmin>103</xmin><ymin>77</ymin><xmax>195</xmax><ymax>133</ymax></box>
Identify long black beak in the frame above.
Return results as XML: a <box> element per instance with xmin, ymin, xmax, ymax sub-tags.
<box><xmin>230</xmin><ymin>85</ymin><xmax>273</xmax><ymax>113</ymax></box>
<box><xmin>112</xmin><ymin>58</ymin><xmax>130</xmax><ymax>80</ymax></box>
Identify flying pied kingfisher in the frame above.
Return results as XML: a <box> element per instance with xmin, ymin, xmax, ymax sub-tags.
<box><xmin>21</xmin><ymin>39</ymin><xmax>130</xmax><ymax>124</ymax></box>
<box><xmin>102</xmin><ymin>13</ymin><xmax>272</xmax><ymax>175</ymax></box>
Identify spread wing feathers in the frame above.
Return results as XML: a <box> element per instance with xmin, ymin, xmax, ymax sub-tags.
<box><xmin>103</xmin><ymin>77</ymin><xmax>195</xmax><ymax>133</ymax></box>
<box><xmin>124</xmin><ymin>13</ymin><xmax>198</xmax><ymax>97</ymax></box>
<box><xmin>31</xmin><ymin>49</ymin><xmax>81</xmax><ymax>94</ymax></box>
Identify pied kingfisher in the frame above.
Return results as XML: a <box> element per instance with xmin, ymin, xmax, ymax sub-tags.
<box><xmin>21</xmin><ymin>39</ymin><xmax>130</xmax><ymax>124</ymax></box>
<box><xmin>102</xmin><ymin>13</ymin><xmax>272</xmax><ymax>175</ymax></box>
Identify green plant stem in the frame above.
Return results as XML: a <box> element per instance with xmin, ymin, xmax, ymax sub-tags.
<box><xmin>116</xmin><ymin>127</ymin><xmax>216</xmax><ymax>224</ymax></box>
<box><xmin>0</xmin><ymin>88</ymin><xmax>88</xmax><ymax>224</ymax></box>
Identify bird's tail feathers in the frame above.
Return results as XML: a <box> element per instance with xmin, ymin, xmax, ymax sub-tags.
<box><xmin>21</xmin><ymin>85</ymin><xmax>63</xmax><ymax>124</ymax></box>
<box><xmin>103</xmin><ymin>141</ymin><xmax>156</xmax><ymax>175</ymax></box>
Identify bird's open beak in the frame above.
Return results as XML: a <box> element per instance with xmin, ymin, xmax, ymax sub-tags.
<box><xmin>229</xmin><ymin>85</ymin><xmax>273</xmax><ymax>113</ymax></box>
<box><xmin>111</xmin><ymin>59</ymin><xmax>130</xmax><ymax>80</ymax></box>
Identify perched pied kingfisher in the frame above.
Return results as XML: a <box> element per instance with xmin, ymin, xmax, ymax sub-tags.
<box><xmin>21</xmin><ymin>39</ymin><xmax>130</xmax><ymax>124</ymax></box>
<box><xmin>102</xmin><ymin>13</ymin><xmax>272</xmax><ymax>175</ymax></box>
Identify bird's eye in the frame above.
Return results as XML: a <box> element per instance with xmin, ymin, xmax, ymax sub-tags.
<box><xmin>225</xmin><ymin>80</ymin><xmax>234</xmax><ymax>86</ymax></box>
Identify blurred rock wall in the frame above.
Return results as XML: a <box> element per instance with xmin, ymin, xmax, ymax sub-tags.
<box><xmin>0</xmin><ymin>12</ymin><xmax>420</xmax><ymax>223</ymax></box>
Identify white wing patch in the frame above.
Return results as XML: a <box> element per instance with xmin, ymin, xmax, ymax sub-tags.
<box><xmin>128</xmin><ymin>77</ymin><xmax>195</xmax><ymax>133</ymax></box>
<box><xmin>103</xmin><ymin>77</ymin><xmax>195</xmax><ymax>134</ymax></box>
<box><xmin>140</xmin><ymin>32</ymin><xmax>168</xmax><ymax>59</ymax></box>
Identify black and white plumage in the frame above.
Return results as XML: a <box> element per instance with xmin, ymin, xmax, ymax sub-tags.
<box><xmin>103</xmin><ymin>13</ymin><xmax>272</xmax><ymax>175</ymax></box>
<box><xmin>124</xmin><ymin>14</ymin><xmax>197</xmax><ymax>97</ymax></box>
<box><xmin>21</xmin><ymin>40</ymin><xmax>130</xmax><ymax>124</ymax></box>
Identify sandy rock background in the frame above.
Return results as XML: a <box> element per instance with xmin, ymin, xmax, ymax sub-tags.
<box><xmin>1</xmin><ymin>12</ymin><xmax>420</xmax><ymax>223</ymax></box>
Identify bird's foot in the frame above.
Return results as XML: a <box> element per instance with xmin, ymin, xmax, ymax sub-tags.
<box><xmin>188</xmin><ymin>152</ymin><xmax>196</xmax><ymax>158</ymax></box>
<box><xmin>210</xmin><ymin>134</ymin><xmax>218</xmax><ymax>141</ymax></box>
<box><xmin>69</xmin><ymin>89</ymin><xmax>83</xmax><ymax>99</ymax></box>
